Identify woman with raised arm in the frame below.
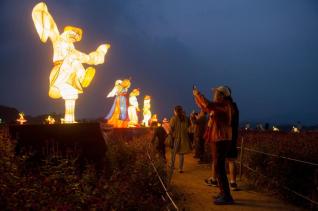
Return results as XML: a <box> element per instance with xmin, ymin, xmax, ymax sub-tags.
<box><xmin>193</xmin><ymin>86</ymin><xmax>234</xmax><ymax>205</ymax></box>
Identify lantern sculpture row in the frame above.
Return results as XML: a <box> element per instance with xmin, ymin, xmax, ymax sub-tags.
<box><xmin>32</xmin><ymin>2</ymin><xmax>156</xmax><ymax>126</ymax></box>
<box><xmin>106</xmin><ymin>79</ymin><xmax>153</xmax><ymax>128</ymax></box>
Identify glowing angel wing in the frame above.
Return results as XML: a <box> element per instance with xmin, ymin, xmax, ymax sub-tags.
<box><xmin>107</xmin><ymin>86</ymin><xmax>118</xmax><ymax>98</ymax></box>
<box><xmin>107</xmin><ymin>80</ymin><xmax>122</xmax><ymax>98</ymax></box>
<box><xmin>32</xmin><ymin>2</ymin><xmax>59</xmax><ymax>43</ymax></box>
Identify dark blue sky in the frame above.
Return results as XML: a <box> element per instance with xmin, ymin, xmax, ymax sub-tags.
<box><xmin>1</xmin><ymin>0</ymin><xmax>318</xmax><ymax>124</ymax></box>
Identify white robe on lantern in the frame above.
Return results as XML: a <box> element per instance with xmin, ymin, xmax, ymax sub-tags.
<box><xmin>142</xmin><ymin>99</ymin><xmax>151</xmax><ymax>127</ymax></box>
<box><xmin>128</xmin><ymin>95</ymin><xmax>139</xmax><ymax>126</ymax></box>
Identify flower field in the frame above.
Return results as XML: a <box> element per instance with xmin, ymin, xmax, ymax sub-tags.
<box><xmin>239</xmin><ymin>131</ymin><xmax>318</xmax><ymax>208</ymax></box>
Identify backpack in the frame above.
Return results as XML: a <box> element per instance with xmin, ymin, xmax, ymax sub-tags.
<box><xmin>227</xmin><ymin>102</ymin><xmax>239</xmax><ymax>158</ymax></box>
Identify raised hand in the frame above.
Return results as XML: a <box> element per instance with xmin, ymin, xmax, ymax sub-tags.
<box><xmin>192</xmin><ymin>86</ymin><xmax>200</xmax><ymax>96</ymax></box>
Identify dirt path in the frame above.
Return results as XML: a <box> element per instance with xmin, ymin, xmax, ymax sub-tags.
<box><xmin>168</xmin><ymin>150</ymin><xmax>304</xmax><ymax>211</ymax></box>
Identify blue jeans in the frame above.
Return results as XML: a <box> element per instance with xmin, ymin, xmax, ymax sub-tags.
<box><xmin>170</xmin><ymin>149</ymin><xmax>184</xmax><ymax>171</ymax></box>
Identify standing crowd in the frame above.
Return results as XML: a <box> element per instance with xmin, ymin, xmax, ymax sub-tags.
<box><xmin>151</xmin><ymin>85</ymin><xmax>239</xmax><ymax>205</ymax></box>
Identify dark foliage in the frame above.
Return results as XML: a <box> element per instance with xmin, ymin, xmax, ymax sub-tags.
<box><xmin>0</xmin><ymin>126</ymin><xmax>167</xmax><ymax>210</ymax></box>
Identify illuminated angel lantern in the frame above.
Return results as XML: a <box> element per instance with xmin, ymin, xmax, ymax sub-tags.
<box><xmin>150</xmin><ymin>114</ymin><xmax>159</xmax><ymax>127</ymax></box>
<box><xmin>45</xmin><ymin>115</ymin><xmax>56</xmax><ymax>124</ymax></box>
<box><xmin>106</xmin><ymin>79</ymin><xmax>131</xmax><ymax>128</ymax></box>
<box><xmin>17</xmin><ymin>113</ymin><xmax>27</xmax><ymax>125</ymax></box>
<box><xmin>151</xmin><ymin>114</ymin><xmax>158</xmax><ymax>123</ymax></box>
<box><xmin>142</xmin><ymin>95</ymin><xmax>152</xmax><ymax>127</ymax></box>
<box><xmin>128</xmin><ymin>88</ymin><xmax>140</xmax><ymax>127</ymax></box>
<box><xmin>32</xmin><ymin>2</ymin><xmax>110</xmax><ymax>123</ymax></box>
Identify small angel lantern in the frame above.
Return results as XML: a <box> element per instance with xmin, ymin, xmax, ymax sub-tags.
<box><xmin>106</xmin><ymin>79</ymin><xmax>131</xmax><ymax>127</ymax></box>
<box><xmin>142</xmin><ymin>95</ymin><xmax>151</xmax><ymax>127</ymax></box>
<box><xmin>46</xmin><ymin>115</ymin><xmax>56</xmax><ymax>124</ymax></box>
<box><xmin>17</xmin><ymin>112</ymin><xmax>27</xmax><ymax>125</ymax></box>
<box><xmin>128</xmin><ymin>88</ymin><xmax>140</xmax><ymax>127</ymax></box>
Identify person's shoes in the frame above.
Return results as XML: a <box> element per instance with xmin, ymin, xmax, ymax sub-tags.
<box><xmin>213</xmin><ymin>195</ymin><xmax>234</xmax><ymax>205</ymax></box>
<box><xmin>213</xmin><ymin>193</ymin><xmax>223</xmax><ymax>199</ymax></box>
<box><xmin>204</xmin><ymin>178</ymin><xmax>212</xmax><ymax>185</ymax></box>
<box><xmin>198</xmin><ymin>160</ymin><xmax>207</xmax><ymax>164</ymax></box>
<box><xmin>179</xmin><ymin>170</ymin><xmax>184</xmax><ymax>173</ymax></box>
<box><xmin>230</xmin><ymin>182</ymin><xmax>238</xmax><ymax>191</ymax></box>
<box><xmin>204</xmin><ymin>178</ymin><xmax>218</xmax><ymax>187</ymax></box>
<box><xmin>168</xmin><ymin>164</ymin><xmax>175</xmax><ymax>170</ymax></box>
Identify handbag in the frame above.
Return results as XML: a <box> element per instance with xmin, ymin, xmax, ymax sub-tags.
<box><xmin>165</xmin><ymin>134</ymin><xmax>174</xmax><ymax>148</ymax></box>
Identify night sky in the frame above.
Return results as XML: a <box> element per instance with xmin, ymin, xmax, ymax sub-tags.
<box><xmin>1</xmin><ymin>0</ymin><xmax>318</xmax><ymax>125</ymax></box>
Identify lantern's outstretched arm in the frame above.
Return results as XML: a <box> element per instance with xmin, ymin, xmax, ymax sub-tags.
<box><xmin>32</xmin><ymin>2</ymin><xmax>60</xmax><ymax>43</ymax></box>
<box><xmin>88</xmin><ymin>44</ymin><xmax>110</xmax><ymax>65</ymax></box>
<box><xmin>75</xmin><ymin>44</ymin><xmax>110</xmax><ymax>65</ymax></box>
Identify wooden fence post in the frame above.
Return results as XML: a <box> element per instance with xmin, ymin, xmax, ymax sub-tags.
<box><xmin>239</xmin><ymin>137</ymin><xmax>244</xmax><ymax>180</ymax></box>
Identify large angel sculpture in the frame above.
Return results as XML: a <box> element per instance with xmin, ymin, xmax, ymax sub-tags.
<box><xmin>32</xmin><ymin>2</ymin><xmax>110</xmax><ymax>123</ymax></box>
<box><xmin>105</xmin><ymin>79</ymin><xmax>131</xmax><ymax>128</ymax></box>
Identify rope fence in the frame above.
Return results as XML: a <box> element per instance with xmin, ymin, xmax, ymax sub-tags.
<box><xmin>242</xmin><ymin>147</ymin><xmax>318</xmax><ymax>167</ymax></box>
<box><xmin>146</xmin><ymin>144</ymin><xmax>179</xmax><ymax>211</ymax></box>
<box><xmin>237</xmin><ymin>137</ymin><xmax>318</xmax><ymax>207</ymax></box>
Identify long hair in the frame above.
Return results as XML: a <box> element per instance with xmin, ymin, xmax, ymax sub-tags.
<box><xmin>174</xmin><ymin>105</ymin><xmax>185</xmax><ymax>121</ymax></box>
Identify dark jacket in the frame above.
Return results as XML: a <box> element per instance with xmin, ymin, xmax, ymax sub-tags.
<box><xmin>152</xmin><ymin>126</ymin><xmax>167</xmax><ymax>149</ymax></box>
<box><xmin>228</xmin><ymin>101</ymin><xmax>239</xmax><ymax>158</ymax></box>
<box><xmin>194</xmin><ymin>92</ymin><xmax>232</xmax><ymax>143</ymax></box>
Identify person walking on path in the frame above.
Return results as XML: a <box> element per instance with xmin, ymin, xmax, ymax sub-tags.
<box><xmin>151</xmin><ymin>120</ymin><xmax>168</xmax><ymax>161</ymax></box>
<box><xmin>168</xmin><ymin>106</ymin><xmax>192</xmax><ymax>182</ymax></box>
<box><xmin>193</xmin><ymin>85</ymin><xmax>235</xmax><ymax>205</ymax></box>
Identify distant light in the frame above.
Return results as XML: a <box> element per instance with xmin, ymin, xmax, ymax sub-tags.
<box><xmin>291</xmin><ymin>126</ymin><xmax>300</xmax><ymax>133</ymax></box>
<box><xmin>272</xmin><ymin>126</ymin><xmax>279</xmax><ymax>132</ymax></box>
<box><xmin>45</xmin><ymin>115</ymin><xmax>56</xmax><ymax>124</ymax></box>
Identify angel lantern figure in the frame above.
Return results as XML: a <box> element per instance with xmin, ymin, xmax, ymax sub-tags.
<box><xmin>142</xmin><ymin>95</ymin><xmax>152</xmax><ymax>127</ymax></box>
<box><xmin>106</xmin><ymin>79</ymin><xmax>131</xmax><ymax>128</ymax></box>
<box><xmin>32</xmin><ymin>2</ymin><xmax>110</xmax><ymax>123</ymax></box>
<box><xmin>17</xmin><ymin>113</ymin><xmax>27</xmax><ymax>125</ymax></box>
<box><xmin>128</xmin><ymin>88</ymin><xmax>140</xmax><ymax>127</ymax></box>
